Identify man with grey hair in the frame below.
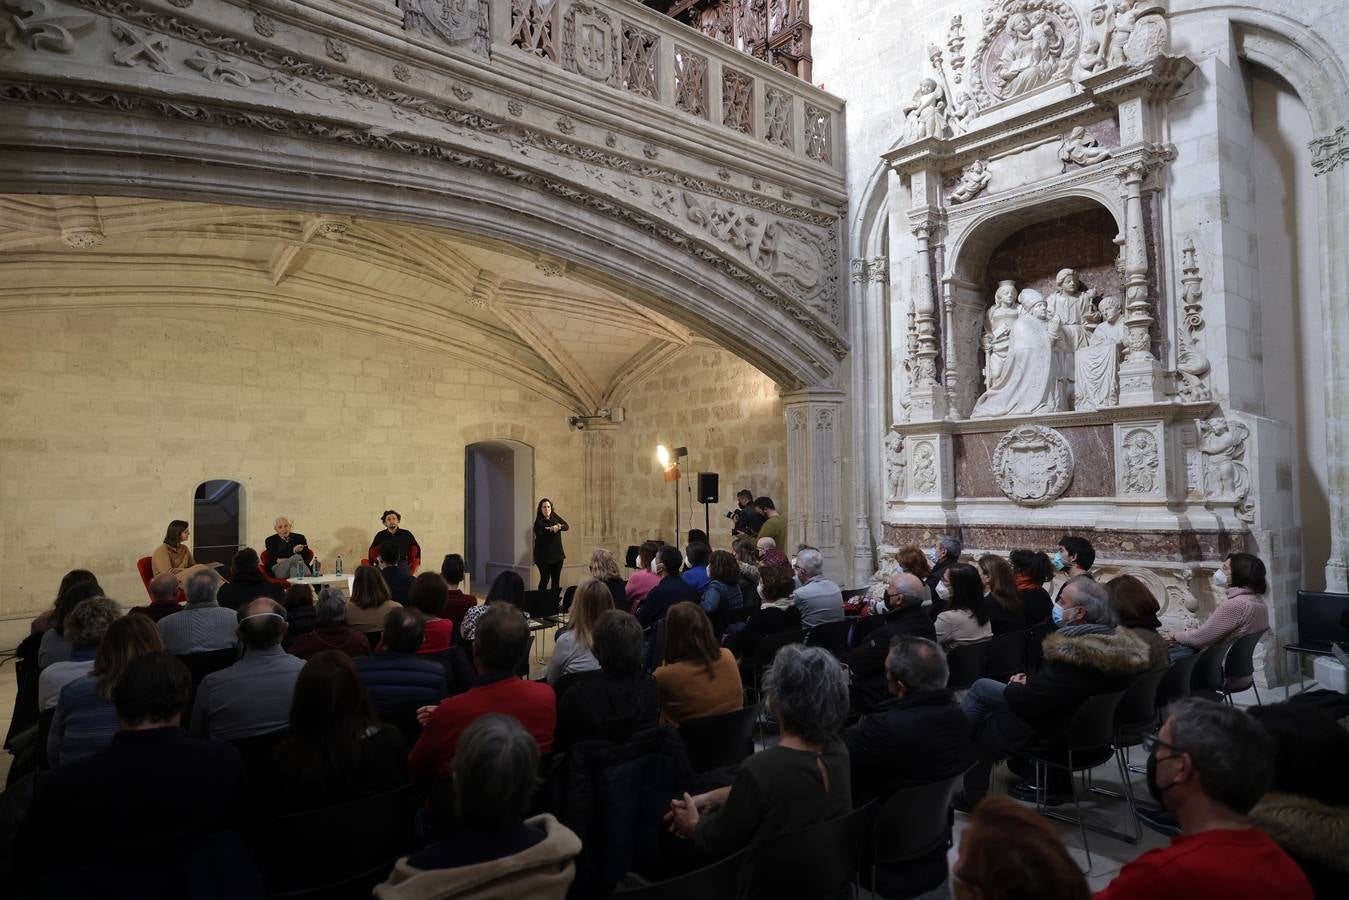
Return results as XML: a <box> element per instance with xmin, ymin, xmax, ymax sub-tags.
<box><xmin>926</xmin><ymin>535</ymin><xmax>962</xmax><ymax>614</ymax></box>
<box><xmin>846</xmin><ymin>572</ymin><xmax>937</xmax><ymax>711</ymax></box>
<box><xmin>159</xmin><ymin>567</ymin><xmax>237</xmax><ymax>655</ymax></box>
<box><xmin>844</xmin><ymin>635</ymin><xmax>975</xmax><ymax>807</ymax></box>
<box><xmin>190</xmin><ymin>597</ymin><xmax>304</xmax><ymax>740</ymax></box>
<box><xmin>288</xmin><ymin>586</ymin><xmax>372</xmax><ymax>659</ymax></box>
<box><xmin>130</xmin><ymin>572</ymin><xmax>185</xmax><ymax>623</ymax></box>
<box><xmin>956</xmin><ymin>573</ymin><xmax>1152</xmax><ymax>808</ymax></box>
<box><xmin>791</xmin><ymin>546</ymin><xmax>845</xmax><ymax>630</ymax></box>
<box><xmin>265</xmin><ymin>515</ymin><xmax>311</xmax><ymax>579</ymax></box>
<box><xmin>1096</xmin><ymin>699</ymin><xmax>1312</xmax><ymax>900</ymax></box>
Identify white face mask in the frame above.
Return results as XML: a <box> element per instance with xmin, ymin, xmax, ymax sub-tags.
<box><xmin>936</xmin><ymin>581</ymin><xmax>951</xmax><ymax>601</ymax></box>
<box><xmin>651</xmin><ymin>559</ymin><xmax>660</xmax><ymax>574</ymax></box>
<box><xmin>926</xmin><ymin>548</ymin><xmax>939</xmax><ymax>565</ymax></box>
<box><xmin>1213</xmin><ymin>569</ymin><xmax>1228</xmax><ymax>588</ymax></box>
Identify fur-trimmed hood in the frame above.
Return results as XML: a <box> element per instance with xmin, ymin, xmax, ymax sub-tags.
<box><xmin>1250</xmin><ymin>792</ymin><xmax>1349</xmax><ymax>872</ymax></box>
<box><xmin>1041</xmin><ymin>627</ymin><xmax>1153</xmax><ymax>675</ymax></box>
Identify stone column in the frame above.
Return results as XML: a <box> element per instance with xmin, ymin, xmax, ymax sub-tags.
<box><xmin>908</xmin><ymin>223</ymin><xmax>948</xmax><ymax>420</ymax></box>
<box><xmin>782</xmin><ymin>387</ymin><xmax>846</xmax><ymax>580</ymax></box>
<box><xmin>1115</xmin><ymin>161</ymin><xmax>1165</xmax><ymax>403</ymax></box>
<box><xmin>582</xmin><ymin>424</ymin><xmax>618</xmax><ymax>550</ymax></box>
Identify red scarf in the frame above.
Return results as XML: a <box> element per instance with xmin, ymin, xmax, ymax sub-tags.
<box><xmin>1015</xmin><ymin>572</ymin><xmax>1041</xmax><ymax>592</ymax></box>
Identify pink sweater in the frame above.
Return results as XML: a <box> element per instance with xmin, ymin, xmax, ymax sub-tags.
<box><xmin>1173</xmin><ymin>588</ymin><xmax>1268</xmax><ymax>649</ymax></box>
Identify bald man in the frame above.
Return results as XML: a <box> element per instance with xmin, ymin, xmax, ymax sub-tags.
<box><xmin>847</xmin><ymin>572</ymin><xmax>939</xmax><ymax>712</ymax></box>
<box><xmin>131</xmin><ymin>573</ymin><xmax>185</xmax><ymax>623</ymax></box>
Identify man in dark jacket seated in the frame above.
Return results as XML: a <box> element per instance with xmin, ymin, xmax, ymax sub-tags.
<box><xmin>635</xmin><ymin>545</ymin><xmax>700</xmax><ymax>629</ymax></box>
<box><xmin>846</xmin><ymin>572</ymin><xmax>937</xmax><ymax>712</ymax></box>
<box><xmin>556</xmin><ymin>610</ymin><xmax>659</xmax><ymax>750</ymax></box>
<box><xmin>379</xmin><ymin>541</ymin><xmax>416</xmax><ymax>605</ymax></box>
<box><xmin>354</xmin><ymin>607</ymin><xmax>446</xmax><ymax>745</ymax></box>
<box><xmin>956</xmin><ymin>576</ymin><xmax>1151</xmax><ymax>807</ymax></box>
<box><xmin>844</xmin><ymin>635</ymin><xmax>975</xmax><ymax>805</ymax></box>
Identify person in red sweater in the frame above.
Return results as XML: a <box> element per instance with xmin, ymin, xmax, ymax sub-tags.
<box><xmin>439</xmin><ymin>553</ymin><xmax>477</xmax><ymax>631</ymax></box>
<box><xmin>1095</xmin><ymin>698</ymin><xmax>1313</xmax><ymax>900</ymax></box>
<box><xmin>407</xmin><ymin>603</ymin><xmax>555</xmax><ymax>782</ymax></box>
<box><xmin>407</xmin><ymin>572</ymin><xmax>456</xmax><ymax>655</ymax></box>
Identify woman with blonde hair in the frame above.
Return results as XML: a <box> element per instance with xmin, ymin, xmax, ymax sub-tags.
<box><xmin>546</xmin><ymin>577</ymin><xmax>613</xmax><ymax>684</ymax></box>
<box><xmin>587</xmin><ymin>547</ymin><xmax>628</xmax><ymax>612</ymax></box>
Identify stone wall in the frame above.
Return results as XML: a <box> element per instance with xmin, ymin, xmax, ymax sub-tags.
<box><xmin>0</xmin><ymin>306</ymin><xmax>588</xmax><ymax>621</ymax></box>
<box><xmin>611</xmin><ymin>345</ymin><xmax>787</xmax><ymax>554</ymax></box>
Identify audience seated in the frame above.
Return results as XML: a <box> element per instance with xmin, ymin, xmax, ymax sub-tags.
<box><xmin>958</xmin><ymin>576</ymin><xmax>1151</xmax><ymax>805</ymax></box>
<box><xmin>925</xmin><ymin>537</ymin><xmax>962</xmax><ymax>614</ymax></box>
<box><xmin>130</xmin><ymin>572</ymin><xmax>184</xmax><ymax>624</ymax></box>
<box><xmin>934</xmin><ymin>563</ymin><xmax>993</xmax><ymax>649</ymax></box>
<box><xmin>546</xmin><ymin>577</ymin><xmax>610</xmax><ymax>684</ymax></box>
<box><xmin>159</xmin><ymin>568</ymin><xmax>238</xmax><ymax>656</ymax></box>
<box><xmin>190</xmin><ymin>597</ymin><xmax>304</xmax><ymax>741</ymax></box>
<box><xmin>1165</xmin><ymin>552</ymin><xmax>1270</xmax><ymax>660</ymax></box>
<box><xmin>379</xmin><ymin>540</ymin><xmax>416</xmax><ymax>605</ymax></box>
<box><xmin>791</xmin><ymin>547</ymin><xmax>845</xmax><ymax>630</ymax></box>
<box><xmin>977</xmin><ymin>554</ymin><xmax>1025</xmax><ymax>635</ymax></box>
<box><xmin>440</xmin><ymin>553</ymin><xmax>478</xmax><ymax>628</ymax></box>
<box><xmin>654</xmin><ymin>602</ymin><xmax>743</xmax><ymax>725</ymax></box>
<box><xmin>1095</xmin><ymin>698</ymin><xmax>1313</xmax><ymax>900</ymax></box>
<box><xmin>30</xmin><ymin>568</ymin><xmax>100</xmax><ymax>635</ymax></box>
<box><xmin>952</xmin><ymin>796</ymin><xmax>1089</xmax><ymax>900</ymax></box>
<box><xmin>17</xmin><ymin>652</ymin><xmax>255</xmax><ymax>891</ymax></box>
<box><xmin>281</xmin><ymin>581</ymin><xmax>318</xmax><ymax>650</ymax></box>
<box><xmin>1009</xmin><ymin>549</ymin><xmax>1054</xmax><ymax>626</ymax></box>
<box><xmin>555</xmin><ymin>610</ymin><xmax>660</xmax><ymax>751</ymax></box>
<box><xmin>354</xmin><ymin>607</ymin><xmax>447</xmax><ymax>744</ymax></box>
<box><xmin>378</xmin><ymin>715</ymin><xmax>581</xmax><ymax>899</ymax></box>
<box><xmin>216</xmin><ymin>547</ymin><xmax>286</xmax><ymax>612</ymax></box>
<box><xmin>635</xmin><ymin>545</ymin><xmax>700</xmax><ymax>630</ymax></box>
<box><xmin>289</xmin><ymin>587</ymin><xmax>372</xmax><ymax>659</ymax></box>
<box><xmin>756</xmin><ymin>537</ymin><xmax>789</xmax><ymax>569</ymax></box>
<box><xmin>346</xmin><ymin>563</ymin><xmax>399</xmax><ymax>634</ymax></box>
<box><xmin>1051</xmin><ymin>536</ymin><xmax>1096</xmax><ymax>599</ymax></box>
<box><xmin>37</xmin><ymin>580</ymin><xmax>105</xmax><ymax>669</ymax></box>
<box><xmin>681</xmin><ymin>541</ymin><xmax>712</xmax><ymax>592</ymax></box>
<box><xmin>1246</xmin><ymin>702</ymin><xmax>1349</xmax><ymax>899</ymax></box>
<box><xmin>49</xmin><ymin>611</ymin><xmax>161</xmax><ymax>767</ymax></box>
<box><xmin>1107</xmin><ymin>574</ymin><xmax>1170</xmax><ymax>672</ymax></box>
<box><xmin>700</xmin><ymin>550</ymin><xmax>746</xmax><ymax>636</ymax></box>
<box><xmin>733</xmin><ymin>539</ymin><xmax>761</xmax><ymax>591</ymax></box>
<box><xmin>623</xmin><ymin>541</ymin><xmax>663</xmax><ymax>615</ymax></box>
<box><xmin>846</xmin><ymin>572</ymin><xmax>937</xmax><ymax>712</ymax></box>
<box><xmin>894</xmin><ymin>545</ymin><xmax>935</xmax><ymax>603</ymax></box>
<box><xmin>408</xmin><ymin>603</ymin><xmax>556</xmax><ymax>781</ymax></box>
<box><xmin>666</xmin><ymin>645</ymin><xmax>851</xmax><ymax>864</ymax></box>
<box><xmin>267</xmin><ymin>650</ymin><xmax>407</xmax><ymax>813</ymax></box>
<box><xmin>462</xmin><ymin>571</ymin><xmax>525</xmax><ymax>641</ymax></box>
<box><xmin>726</xmin><ymin>563</ymin><xmax>801</xmax><ymax>662</ymax></box>
<box><xmin>37</xmin><ymin>596</ymin><xmax>118</xmax><ymax>711</ymax></box>
<box><xmin>844</xmin><ymin>636</ymin><xmax>976</xmax><ymax>805</ymax></box>
<box><xmin>407</xmin><ymin>571</ymin><xmax>456</xmax><ymax>654</ymax></box>
<box><xmin>577</xmin><ymin>547</ymin><xmax>624</xmax><ymax>612</ymax></box>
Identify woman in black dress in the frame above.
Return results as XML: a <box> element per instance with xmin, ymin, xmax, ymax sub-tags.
<box><xmin>532</xmin><ymin>498</ymin><xmax>568</xmax><ymax>591</ymax></box>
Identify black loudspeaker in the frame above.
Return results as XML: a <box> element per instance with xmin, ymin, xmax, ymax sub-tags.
<box><xmin>697</xmin><ymin>472</ymin><xmax>719</xmax><ymax>504</ymax></box>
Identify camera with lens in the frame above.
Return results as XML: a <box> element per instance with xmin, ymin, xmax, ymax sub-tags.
<box><xmin>724</xmin><ymin>509</ymin><xmax>739</xmax><ymax>520</ymax></box>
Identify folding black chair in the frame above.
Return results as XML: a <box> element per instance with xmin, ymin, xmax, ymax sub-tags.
<box><xmin>805</xmin><ymin>619</ymin><xmax>853</xmax><ymax>661</ymax></box>
<box><xmin>1188</xmin><ymin>636</ymin><xmax>1238</xmax><ymax>702</ymax></box>
<box><xmin>614</xmin><ymin>848</ymin><xmax>745</xmax><ymax>898</ymax></box>
<box><xmin>945</xmin><ymin>640</ymin><xmax>991</xmax><ymax>691</ymax></box>
<box><xmin>748</xmin><ymin>802</ymin><xmax>877</xmax><ymax>900</ymax></box>
<box><xmin>1221</xmin><ymin>629</ymin><xmax>1268</xmax><ymax>704</ymax></box>
<box><xmin>862</xmin><ymin>773</ymin><xmax>964</xmax><ymax>899</ymax></box>
<box><xmin>982</xmin><ymin>629</ymin><xmax>1028</xmax><ymax>683</ymax></box>
<box><xmin>678</xmin><ymin>704</ymin><xmax>760</xmax><ymax>771</ymax></box>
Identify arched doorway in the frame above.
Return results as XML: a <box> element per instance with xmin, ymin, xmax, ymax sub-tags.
<box><xmin>193</xmin><ymin>479</ymin><xmax>243</xmax><ymax>570</ymax></box>
<box><xmin>464</xmin><ymin>441</ymin><xmax>535</xmax><ymax>592</ymax></box>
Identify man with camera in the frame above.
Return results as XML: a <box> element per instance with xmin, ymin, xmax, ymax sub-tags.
<box><xmin>727</xmin><ymin>489</ymin><xmax>764</xmax><ymax>539</ymax></box>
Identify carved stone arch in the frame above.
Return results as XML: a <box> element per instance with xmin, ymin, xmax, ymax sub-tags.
<box><xmin>461</xmin><ymin>422</ymin><xmax>545</xmax><ymax>449</ymax></box>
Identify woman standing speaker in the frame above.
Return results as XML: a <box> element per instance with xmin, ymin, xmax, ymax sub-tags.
<box><xmin>532</xmin><ymin>499</ymin><xmax>568</xmax><ymax>591</ymax></box>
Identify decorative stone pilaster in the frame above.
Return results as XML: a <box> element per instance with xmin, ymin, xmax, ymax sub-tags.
<box><xmin>582</xmin><ymin>424</ymin><xmax>618</xmax><ymax>548</ymax></box>
<box><xmin>782</xmin><ymin>387</ymin><xmax>845</xmax><ymax>578</ymax></box>
<box><xmin>1115</xmin><ymin>157</ymin><xmax>1168</xmax><ymax>403</ymax></box>
<box><xmin>908</xmin><ymin>223</ymin><xmax>947</xmax><ymax>421</ymax></box>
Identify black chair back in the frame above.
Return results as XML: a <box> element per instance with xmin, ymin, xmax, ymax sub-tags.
<box><xmin>362</xmin><ymin>630</ymin><xmax>383</xmax><ymax>650</ymax></box>
<box><xmin>1222</xmin><ymin>629</ymin><xmax>1267</xmax><ymax>689</ymax></box>
<box><xmin>251</xmin><ymin>782</ymin><xmax>421</xmax><ymax>897</ymax></box>
<box><xmin>1114</xmin><ymin>668</ymin><xmax>1169</xmax><ymax>745</ymax></box>
<box><xmin>748</xmin><ymin>630</ymin><xmax>803</xmax><ymax>687</ymax></box>
<box><xmin>1189</xmin><ymin>637</ymin><xmax>1237</xmax><ymax>699</ymax></box>
<box><xmin>1062</xmin><ymin>690</ymin><xmax>1126</xmax><ymax>759</ymax></box>
<box><xmin>562</xmin><ymin>584</ymin><xmax>577</xmax><ymax>615</ymax></box>
<box><xmin>615</xmin><ymin>848</ymin><xmax>744</xmax><ymax>899</ymax></box>
<box><xmin>553</xmin><ymin>669</ymin><xmax>603</xmax><ymax>703</ymax></box>
<box><xmin>228</xmin><ymin>728</ymin><xmax>289</xmax><ymax>779</ymax></box>
<box><xmin>643</xmin><ymin>619</ymin><xmax>667</xmax><ymax>674</ymax></box>
<box><xmin>1024</xmin><ymin>622</ymin><xmax>1055</xmax><ymax>672</ymax></box>
<box><xmin>1155</xmin><ymin>652</ymin><xmax>1200</xmax><ymax>712</ymax></box>
<box><xmin>805</xmin><ymin>619</ymin><xmax>852</xmax><ymax>661</ymax></box>
<box><xmin>945</xmin><ymin>640</ymin><xmax>991</xmax><ymax>690</ymax></box>
<box><xmin>748</xmin><ymin>802</ymin><xmax>877</xmax><ymax>900</ymax></box>
<box><xmin>677</xmin><ymin>704</ymin><xmax>759</xmax><ymax>772</ymax></box>
<box><xmin>870</xmin><ymin>773</ymin><xmax>963</xmax><ymax>865</ymax></box>
<box><xmin>982</xmin><ymin>629</ymin><xmax>1028</xmax><ymax>682</ymax></box>
<box><xmin>175</xmin><ymin>647</ymin><xmax>238</xmax><ymax>684</ymax></box>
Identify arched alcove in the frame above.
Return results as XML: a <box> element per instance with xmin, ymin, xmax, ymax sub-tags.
<box><xmin>193</xmin><ymin>479</ymin><xmax>243</xmax><ymax>570</ymax></box>
<box><xmin>463</xmin><ymin>440</ymin><xmax>535</xmax><ymax>592</ymax></box>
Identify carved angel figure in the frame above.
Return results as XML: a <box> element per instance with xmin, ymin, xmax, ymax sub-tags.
<box><xmin>901</xmin><ymin>78</ymin><xmax>949</xmax><ymax>143</ymax></box>
<box><xmin>1074</xmin><ymin>295</ymin><xmax>1126</xmax><ymax>410</ymax></box>
<box><xmin>949</xmin><ymin>159</ymin><xmax>991</xmax><ymax>204</ymax></box>
<box><xmin>1198</xmin><ymin>418</ymin><xmax>1251</xmax><ymax>499</ymax></box>
<box><xmin>885</xmin><ymin>431</ymin><xmax>905</xmax><ymax>501</ymax></box>
<box><xmin>949</xmin><ymin>91</ymin><xmax>977</xmax><ymax>134</ymax></box>
<box><xmin>1059</xmin><ymin>126</ymin><xmax>1113</xmax><ymax>167</ymax></box>
<box><xmin>1122</xmin><ymin>431</ymin><xmax>1159</xmax><ymax>493</ymax></box>
<box><xmin>912</xmin><ymin>442</ymin><xmax>937</xmax><ymax>494</ymax></box>
<box><xmin>982</xmin><ymin>279</ymin><xmax>1020</xmax><ymax>386</ymax></box>
<box><xmin>1078</xmin><ymin>2</ymin><xmax>1115</xmax><ymax>73</ymax></box>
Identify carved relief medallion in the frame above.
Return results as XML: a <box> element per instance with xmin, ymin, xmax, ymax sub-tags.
<box><xmin>563</xmin><ymin>2</ymin><xmax>619</xmax><ymax>86</ymax></box>
<box><xmin>970</xmin><ymin>0</ymin><xmax>1081</xmax><ymax>107</ymax></box>
<box><xmin>993</xmin><ymin>424</ymin><xmax>1074</xmax><ymax>506</ymax></box>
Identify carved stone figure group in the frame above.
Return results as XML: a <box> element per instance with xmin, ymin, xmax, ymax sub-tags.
<box><xmin>972</xmin><ymin>269</ymin><xmax>1124</xmax><ymax>417</ymax></box>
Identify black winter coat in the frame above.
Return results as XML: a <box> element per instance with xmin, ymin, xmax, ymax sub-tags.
<box><xmin>1002</xmin><ymin>627</ymin><xmax>1152</xmax><ymax>734</ymax></box>
<box><xmin>842</xmin><ymin>689</ymin><xmax>977</xmax><ymax>805</ymax></box>
<box><xmin>846</xmin><ymin>605</ymin><xmax>938</xmax><ymax>712</ymax></box>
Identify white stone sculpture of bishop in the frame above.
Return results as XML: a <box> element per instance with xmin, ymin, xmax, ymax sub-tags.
<box><xmin>971</xmin><ymin>289</ymin><xmax>1067</xmax><ymax>418</ymax></box>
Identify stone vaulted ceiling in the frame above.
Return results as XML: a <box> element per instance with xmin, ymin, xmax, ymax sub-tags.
<box><xmin>0</xmin><ymin>194</ymin><xmax>706</xmax><ymax>413</ymax></box>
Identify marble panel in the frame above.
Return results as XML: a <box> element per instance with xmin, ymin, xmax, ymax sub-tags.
<box><xmin>883</xmin><ymin>524</ymin><xmax>1251</xmax><ymax>562</ymax></box>
<box><xmin>952</xmin><ymin>424</ymin><xmax>1115</xmax><ymax>498</ymax></box>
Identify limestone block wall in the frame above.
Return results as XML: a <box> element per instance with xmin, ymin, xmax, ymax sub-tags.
<box><xmin>0</xmin><ymin>306</ymin><xmax>587</xmax><ymax>622</ymax></box>
<box><xmin>611</xmin><ymin>346</ymin><xmax>787</xmax><ymax>554</ymax></box>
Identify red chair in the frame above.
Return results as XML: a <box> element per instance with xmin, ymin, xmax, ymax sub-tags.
<box><xmin>361</xmin><ymin>544</ymin><xmax>420</xmax><ymax>574</ymax></box>
<box><xmin>259</xmin><ymin>549</ymin><xmax>309</xmax><ymax>586</ymax></box>
<box><xmin>136</xmin><ymin>556</ymin><xmax>186</xmax><ymax>604</ymax></box>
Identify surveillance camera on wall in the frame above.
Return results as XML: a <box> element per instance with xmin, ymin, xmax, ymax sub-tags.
<box><xmin>568</xmin><ymin>416</ymin><xmax>586</xmax><ymax>431</ymax></box>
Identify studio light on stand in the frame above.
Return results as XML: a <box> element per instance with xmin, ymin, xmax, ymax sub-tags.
<box><xmin>656</xmin><ymin>444</ymin><xmax>688</xmax><ymax>543</ymax></box>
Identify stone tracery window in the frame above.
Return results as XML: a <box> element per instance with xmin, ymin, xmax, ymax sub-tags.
<box><xmin>644</xmin><ymin>0</ymin><xmax>813</xmax><ymax>81</ymax></box>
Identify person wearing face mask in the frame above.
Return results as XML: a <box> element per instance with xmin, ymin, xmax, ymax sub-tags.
<box><xmin>725</xmin><ymin>564</ymin><xmax>801</xmax><ymax>665</ymax></box>
<box><xmin>1095</xmin><ymin>699</ymin><xmax>1313</xmax><ymax>900</ymax></box>
<box><xmin>634</xmin><ymin>545</ymin><xmax>699</xmax><ymax>631</ymax></box>
<box><xmin>845</xmin><ymin>573</ymin><xmax>937</xmax><ymax>713</ymax></box>
<box><xmin>1049</xmin><ymin>535</ymin><xmax>1094</xmax><ymax>602</ymax></box>
<box><xmin>623</xmin><ymin>541</ymin><xmax>663</xmax><ymax>617</ymax></box>
<box><xmin>933</xmin><ymin>563</ymin><xmax>993</xmax><ymax>650</ymax></box>
<box><xmin>1163</xmin><ymin>552</ymin><xmax>1270</xmax><ymax>662</ymax></box>
<box><xmin>953</xmin><ymin>576</ymin><xmax>1151</xmax><ymax>809</ymax></box>
<box><xmin>924</xmin><ymin>536</ymin><xmax>961</xmax><ymax>617</ymax></box>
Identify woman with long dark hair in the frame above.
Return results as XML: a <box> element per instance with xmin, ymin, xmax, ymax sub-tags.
<box><xmin>1009</xmin><ymin>549</ymin><xmax>1054</xmax><ymax>625</ymax></box>
<box><xmin>346</xmin><ymin>564</ymin><xmax>398</xmax><ymax>634</ymax></box>
<box><xmin>151</xmin><ymin>519</ymin><xmax>213</xmax><ymax>585</ymax></box>
<box><xmin>460</xmin><ymin>570</ymin><xmax>525</xmax><ymax>642</ymax></box>
<box><xmin>271</xmin><ymin>650</ymin><xmax>407</xmax><ymax>812</ymax></box>
<box><xmin>934</xmin><ymin>562</ymin><xmax>992</xmax><ymax>649</ymax></box>
<box><xmin>978</xmin><ymin>554</ymin><xmax>1024</xmax><ymax>634</ymax></box>
<box><xmin>31</xmin><ymin>569</ymin><xmax>100</xmax><ymax>635</ymax></box>
<box><xmin>653</xmin><ymin>602</ymin><xmax>742</xmax><ymax>725</ymax></box>
<box><xmin>532</xmin><ymin>498</ymin><xmax>569</xmax><ymax>591</ymax></box>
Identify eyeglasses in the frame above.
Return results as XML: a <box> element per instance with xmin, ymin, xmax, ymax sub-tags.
<box><xmin>1140</xmin><ymin>734</ymin><xmax>1184</xmax><ymax>755</ymax></box>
